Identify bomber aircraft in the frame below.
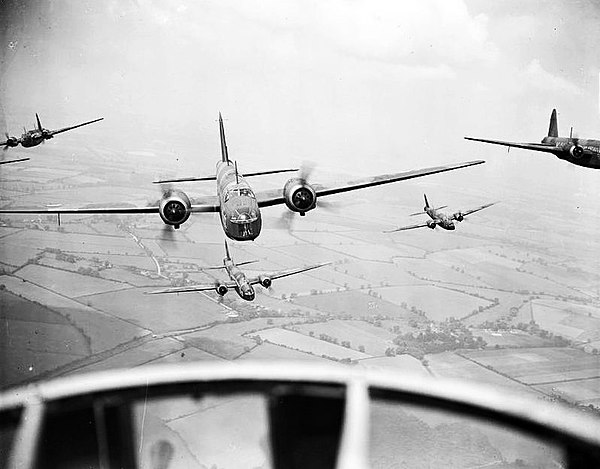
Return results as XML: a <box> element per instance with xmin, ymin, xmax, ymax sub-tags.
<box><xmin>148</xmin><ymin>240</ymin><xmax>330</xmax><ymax>301</ymax></box>
<box><xmin>385</xmin><ymin>194</ymin><xmax>495</xmax><ymax>232</ymax></box>
<box><xmin>0</xmin><ymin>113</ymin><xmax>484</xmax><ymax>241</ymax></box>
<box><xmin>1</xmin><ymin>113</ymin><xmax>103</xmax><ymax>150</ymax></box>
<box><xmin>465</xmin><ymin>109</ymin><xmax>600</xmax><ymax>169</ymax></box>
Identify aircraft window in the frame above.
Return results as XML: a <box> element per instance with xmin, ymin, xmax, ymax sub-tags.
<box><xmin>0</xmin><ymin>407</ymin><xmax>22</xmax><ymax>469</ymax></box>
<box><xmin>368</xmin><ymin>399</ymin><xmax>566</xmax><ymax>469</ymax></box>
<box><xmin>37</xmin><ymin>402</ymin><xmax>101</xmax><ymax>469</ymax></box>
<box><xmin>132</xmin><ymin>393</ymin><xmax>273</xmax><ymax>469</ymax></box>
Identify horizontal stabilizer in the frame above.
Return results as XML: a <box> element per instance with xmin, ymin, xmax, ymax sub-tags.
<box><xmin>199</xmin><ymin>259</ymin><xmax>259</xmax><ymax>270</ymax></box>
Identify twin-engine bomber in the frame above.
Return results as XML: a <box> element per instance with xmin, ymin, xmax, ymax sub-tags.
<box><xmin>1</xmin><ymin>113</ymin><xmax>103</xmax><ymax>150</ymax></box>
<box><xmin>148</xmin><ymin>241</ymin><xmax>330</xmax><ymax>301</ymax></box>
<box><xmin>0</xmin><ymin>113</ymin><xmax>484</xmax><ymax>241</ymax></box>
<box><xmin>465</xmin><ymin>109</ymin><xmax>600</xmax><ymax>169</ymax></box>
<box><xmin>385</xmin><ymin>194</ymin><xmax>495</xmax><ymax>232</ymax></box>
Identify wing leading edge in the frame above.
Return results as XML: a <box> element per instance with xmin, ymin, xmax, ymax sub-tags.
<box><xmin>464</xmin><ymin>137</ymin><xmax>558</xmax><ymax>154</ymax></box>
<box><xmin>256</xmin><ymin>160</ymin><xmax>485</xmax><ymax>208</ymax></box>
<box><xmin>460</xmin><ymin>202</ymin><xmax>496</xmax><ymax>217</ymax></box>
<box><xmin>48</xmin><ymin>117</ymin><xmax>104</xmax><ymax>137</ymax></box>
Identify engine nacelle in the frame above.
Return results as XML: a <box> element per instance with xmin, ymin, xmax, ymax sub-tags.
<box><xmin>159</xmin><ymin>189</ymin><xmax>192</xmax><ymax>228</ymax></box>
<box><xmin>283</xmin><ymin>178</ymin><xmax>317</xmax><ymax>215</ymax></box>
<box><xmin>259</xmin><ymin>275</ymin><xmax>272</xmax><ymax>288</ymax></box>
<box><xmin>569</xmin><ymin>144</ymin><xmax>584</xmax><ymax>159</ymax></box>
<box><xmin>453</xmin><ymin>212</ymin><xmax>464</xmax><ymax>222</ymax></box>
<box><xmin>427</xmin><ymin>220</ymin><xmax>437</xmax><ymax>229</ymax></box>
<box><xmin>5</xmin><ymin>137</ymin><xmax>18</xmax><ymax>147</ymax></box>
<box><xmin>215</xmin><ymin>283</ymin><xmax>228</xmax><ymax>296</ymax></box>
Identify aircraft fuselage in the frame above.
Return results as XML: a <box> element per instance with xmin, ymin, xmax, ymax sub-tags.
<box><xmin>224</xmin><ymin>258</ymin><xmax>256</xmax><ymax>301</ymax></box>
<box><xmin>540</xmin><ymin>136</ymin><xmax>600</xmax><ymax>169</ymax></box>
<box><xmin>426</xmin><ymin>208</ymin><xmax>455</xmax><ymax>230</ymax></box>
<box><xmin>19</xmin><ymin>130</ymin><xmax>49</xmax><ymax>148</ymax></box>
<box><xmin>216</xmin><ymin>161</ymin><xmax>262</xmax><ymax>241</ymax></box>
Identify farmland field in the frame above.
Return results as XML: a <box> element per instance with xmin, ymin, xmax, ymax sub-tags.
<box><xmin>0</xmin><ymin>275</ymin><xmax>147</xmax><ymax>353</ymax></box>
<box><xmin>292</xmin><ymin>319</ymin><xmax>396</xmax><ymax>355</ymax></box>
<box><xmin>356</xmin><ymin>355</ymin><xmax>428</xmax><ymax>376</ymax></box>
<box><xmin>255</xmin><ymin>328</ymin><xmax>370</xmax><ymax>360</ymax></box>
<box><xmin>293</xmin><ymin>290</ymin><xmax>409</xmax><ymax>318</ymax></box>
<box><xmin>426</xmin><ymin>351</ymin><xmax>541</xmax><ymax>397</ymax></box>
<box><xmin>16</xmin><ymin>264</ymin><xmax>130</xmax><ymax>298</ymax></box>
<box><xmin>84</xmin><ymin>288</ymin><xmax>225</xmax><ymax>332</ymax></box>
<box><xmin>460</xmin><ymin>347</ymin><xmax>600</xmax><ymax>385</ymax></box>
<box><xmin>236</xmin><ymin>342</ymin><xmax>327</xmax><ymax>362</ymax></box>
<box><xmin>531</xmin><ymin>300</ymin><xmax>599</xmax><ymax>341</ymax></box>
<box><xmin>534</xmin><ymin>378</ymin><xmax>600</xmax><ymax>405</ymax></box>
<box><xmin>377</xmin><ymin>285</ymin><xmax>491</xmax><ymax>320</ymax></box>
<box><xmin>8</xmin><ymin>230</ymin><xmax>144</xmax><ymax>256</ymax></box>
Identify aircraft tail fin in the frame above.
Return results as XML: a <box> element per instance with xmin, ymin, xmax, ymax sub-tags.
<box><xmin>35</xmin><ymin>113</ymin><xmax>42</xmax><ymax>131</ymax></box>
<box><xmin>548</xmin><ymin>109</ymin><xmax>558</xmax><ymax>138</ymax></box>
<box><xmin>219</xmin><ymin>112</ymin><xmax>230</xmax><ymax>163</ymax></box>
<box><xmin>424</xmin><ymin>194</ymin><xmax>430</xmax><ymax>209</ymax></box>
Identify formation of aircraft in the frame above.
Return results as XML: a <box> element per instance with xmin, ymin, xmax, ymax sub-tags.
<box><xmin>465</xmin><ymin>109</ymin><xmax>600</xmax><ymax>169</ymax></box>
<box><xmin>149</xmin><ymin>240</ymin><xmax>330</xmax><ymax>301</ymax></box>
<box><xmin>385</xmin><ymin>194</ymin><xmax>495</xmax><ymax>232</ymax></box>
<box><xmin>1</xmin><ymin>113</ymin><xmax>103</xmax><ymax>150</ymax></box>
<box><xmin>0</xmin><ymin>113</ymin><xmax>484</xmax><ymax>241</ymax></box>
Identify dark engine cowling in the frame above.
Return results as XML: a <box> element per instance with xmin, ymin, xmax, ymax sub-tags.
<box><xmin>427</xmin><ymin>220</ymin><xmax>437</xmax><ymax>229</ymax></box>
<box><xmin>159</xmin><ymin>189</ymin><xmax>192</xmax><ymax>228</ymax></box>
<box><xmin>569</xmin><ymin>144</ymin><xmax>584</xmax><ymax>159</ymax></box>
<box><xmin>259</xmin><ymin>275</ymin><xmax>272</xmax><ymax>288</ymax></box>
<box><xmin>283</xmin><ymin>178</ymin><xmax>317</xmax><ymax>215</ymax></box>
<box><xmin>5</xmin><ymin>136</ymin><xmax>18</xmax><ymax>147</ymax></box>
<box><xmin>215</xmin><ymin>283</ymin><xmax>228</xmax><ymax>296</ymax></box>
<box><xmin>453</xmin><ymin>212</ymin><xmax>464</xmax><ymax>222</ymax></box>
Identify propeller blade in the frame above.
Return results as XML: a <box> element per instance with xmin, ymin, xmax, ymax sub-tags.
<box><xmin>276</xmin><ymin>210</ymin><xmax>296</xmax><ymax>232</ymax></box>
<box><xmin>298</xmin><ymin>161</ymin><xmax>316</xmax><ymax>183</ymax></box>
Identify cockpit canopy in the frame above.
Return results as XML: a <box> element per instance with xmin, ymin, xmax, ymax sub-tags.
<box><xmin>1</xmin><ymin>362</ymin><xmax>600</xmax><ymax>469</ymax></box>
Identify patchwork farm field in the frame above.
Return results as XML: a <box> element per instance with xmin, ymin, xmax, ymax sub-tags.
<box><xmin>426</xmin><ymin>351</ymin><xmax>541</xmax><ymax>397</ymax></box>
<box><xmin>255</xmin><ymin>328</ymin><xmax>370</xmax><ymax>360</ymax></box>
<box><xmin>291</xmin><ymin>320</ymin><xmax>396</xmax><ymax>355</ymax></box>
<box><xmin>84</xmin><ymin>288</ymin><xmax>225</xmax><ymax>332</ymax></box>
<box><xmin>534</xmin><ymin>378</ymin><xmax>600</xmax><ymax>405</ymax></box>
<box><xmin>378</xmin><ymin>285</ymin><xmax>491</xmax><ymax>320</ymax></box>
<box><xmin>293</xmin><ymin>290</ymin><xmax>410</xmax><ymax>318</ymax></box>
<box><xmin>460</xmin><ymin>347</ymin><xmax>600</xmax><ymax>385</ymax></box>
<box><xmin>16</xmin><ymin>264</ymin><xmax>130</xmax><ymax>298</ymax></box>
<box><xmin>237</xmin><ymin>343</ymin><xmax>327</xmax><ymax>362</ymax></box>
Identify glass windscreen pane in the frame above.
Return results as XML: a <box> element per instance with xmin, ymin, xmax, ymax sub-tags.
<box><xmin>132</xmin><ymin>393</ymin><xmax>272</xmax><ymax>469</ymax></box>
<box><xmin>369</xmin><ymin>399</ymin><xmax>565</xmax><ymax>469</ymax></box>
<box><xmin>0</xmin><ymin>407</ymin><xmax>22</xmax><ymax>469</ymax></box>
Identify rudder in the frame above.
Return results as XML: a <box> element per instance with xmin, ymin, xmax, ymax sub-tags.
<box><xmin>219</xmin><ymin>112</ymin><xmax>230</xmax><ymax>163</ymax></box>
<box><xmin>548</xmin><ymin>109</ymin><xmax>558</xmax><ymax>138</ymax></box>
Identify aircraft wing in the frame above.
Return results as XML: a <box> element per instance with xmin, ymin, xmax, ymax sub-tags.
<box><xmin>383</xmin><ymin>222</ymin><xmax>431</xmax><ymax>233</ymax></box>
<box><xmin>48</xmin><ymin>117</ymin><xmax>104</xmax><ymax>136</ymax></box>
<box><xmin>0</xmin><ymin>157</ymin><xmax>29</xmax><ymax>165</ymax></box>
<box><xmin>147</xmin><ymin>282</ymin><xmax>237</xmax><ymax>295</ymax></box>
<box><xmin>0</xmin><ymin>198</ymin><xmax>220</xmax><ymax>215</ymax></box>
<box><xmin>248</xmin><ymin>262</ymin><xmax>331</xmax><ymax>284</ymax></box>
<box><xmin>459</xmin><ymin>202</ymin><xmax>496</xmax><ymax>217</ymax></box>
<box><xmin>464</xmin><ymin>137</ymin><xmax>558</xmax><ymax>154</ymax></box>
<box><xmin>255</xmin><ymin>160</ymin><xmax>485</xmax><ymax>207</ymax></box>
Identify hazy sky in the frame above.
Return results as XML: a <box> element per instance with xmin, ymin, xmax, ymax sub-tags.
<box><xmin>1</xmin><ymin>0</ymin><xmax>600</xmax><ymax>203</ymax></box>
